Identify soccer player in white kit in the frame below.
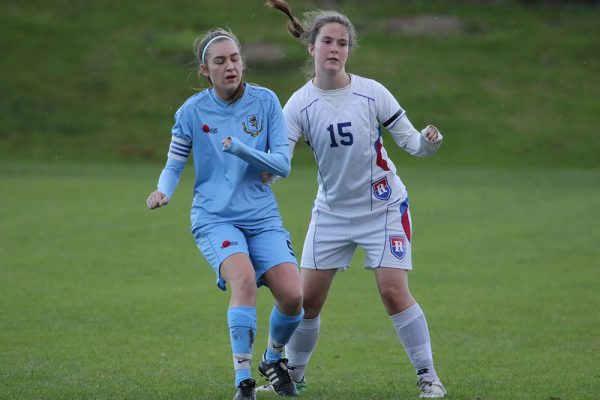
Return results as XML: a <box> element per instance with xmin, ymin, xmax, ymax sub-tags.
<box><xmin>266</xmin><ymin>1</ymin><xmax>447</xmax><ymax>398</ymax></box>
<box><xmin>146</xmin><ymin>29</ymin><xmax>304</xmax><ymax>400</ymax></box>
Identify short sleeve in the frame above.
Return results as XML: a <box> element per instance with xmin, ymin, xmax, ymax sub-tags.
<box><xmin>283</xmin><ymin>93</ymin><xmax>303</xmax><ymax>143</ymax></box>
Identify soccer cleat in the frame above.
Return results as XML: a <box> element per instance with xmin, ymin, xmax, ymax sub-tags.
<box><xmin>233</xmin><ymin>378</ymin><xmax>256</xmax><ymax>400</ymax></box>
<box><xmin>258</xmin><ymin>358</ymin><xmax>298</xmax><ymax>396</ymax></box>
<box><xmin>256</xmin><ymin>377</ymin><xmax>306</xmax><ymax>394</ymax></box>
<box><xmin>255</xmin><ymin>383</ymin><xmax>275</xmax><ymax>392</ymax></box>
<box><xmin>287</xmin><ymin>366</ymin><xmax>306</xmax><ymax>391</ymax></box>
<box><xmin>417</xmin><ymin>377</ymin><xmax>446</xmax><ymax>398</ymax></box>
<box><xmin>293</xmin><ymin>377</ymin><xmax>306</xmax><ymax>392</ymax></box>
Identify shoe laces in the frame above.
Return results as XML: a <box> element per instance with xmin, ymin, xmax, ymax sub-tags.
<box><xmin>278</xmin><ymin>358</ymin><xmax>290</xmax><ymax>371</ymax></box>
<box><xmin>265</xmin><ymin>358</ymin><xmax>293</xmax><ymax>386</ymax></box>
<box><xmin>274</xmin><ymin>358</ymin><xmax>292</xmax><ymax>382</ymax></box>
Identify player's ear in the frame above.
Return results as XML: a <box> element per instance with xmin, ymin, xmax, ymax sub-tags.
<box><xmin>308</xmin><ymin>43</ymin><xmax>315</xmax><ymax>57</ymax></box>
<box><xmin>200</xmin><ymin>63</ymin><xmax>210</xmax><ymax>78</ymax></box>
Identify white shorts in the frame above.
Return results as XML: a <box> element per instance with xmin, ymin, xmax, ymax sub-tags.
<box><xmin>300</xmin><ymin>198</ymin><xmax>413</xmax><ymax>270</ymax></box>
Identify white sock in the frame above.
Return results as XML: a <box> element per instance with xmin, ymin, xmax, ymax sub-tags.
<box><xmin>390</xmin><ymin>303</ymin><xmax>438</xmax><ymax>381</ymax></box>
<box><xmin>285</xmin><ymin>316</ymin><xmax>320</xmax><ymax>382</ymax></box>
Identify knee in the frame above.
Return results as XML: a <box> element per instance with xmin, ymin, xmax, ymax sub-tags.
<box><xmin>378</xmin><ymin>284</ymin><xmax>397</xmax><ymax>304</ymax></box>
<box><xmin>230</xmin><ymin>271</ymin><xmax>257</xmax><ymax>300</ymax></box>
<box><xmin>302</xmin><ymin>298</ymin><xmax>323</xmax><ymax>319</ymax></box>
<box><xmin>379</xmin><ymin>284</ymin><xmax>413</xmax><ymax>312</ymax></box>
<box><xmin>280</xmin><ymin>290</ymin><xmax>303</xmax><ymax>315</ymax></box>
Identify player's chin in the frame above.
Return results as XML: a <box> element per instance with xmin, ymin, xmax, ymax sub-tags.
<box><xmin>325</xmin><ymin>69</ymin><xmax>343</xmax><ymax>78</ymax></box>
<box><xmin>223</xmin><ymin>81</ymin><xmax>241</xmax><ymax>94</ymax></box>
<box><xmin>323</xmin><ymin>63</ymin><xmax>343</xmax><ymax>74</ymax></box>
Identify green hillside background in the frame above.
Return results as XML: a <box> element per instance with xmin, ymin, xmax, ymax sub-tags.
<box><xmin>1</xmin><ymin>0</ymin><xmax>598</xmax><ymax>167</ymax></box>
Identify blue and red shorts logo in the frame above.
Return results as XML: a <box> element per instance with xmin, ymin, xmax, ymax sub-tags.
<box><xmin>389</xmin><ymin>236</ymin><xmax>406</xmax><ymax>260</ymax></box>
<box><xmin>372</xmin><ymin>177</ymin><xmax>391</xmax><ymax>200</ymax></box>
<box><xmin>221</xmin><ymin>240</ymin><xmax>239</xmax><ymax>249</ymax></box>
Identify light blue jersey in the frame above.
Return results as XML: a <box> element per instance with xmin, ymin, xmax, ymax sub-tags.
<box><xmin>157</xmin><ymin>83</ymin><xmax>291</xmax><ymax>231</ymax></box>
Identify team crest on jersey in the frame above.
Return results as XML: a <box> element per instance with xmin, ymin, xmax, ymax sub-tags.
<box><xmin>389</xmin><ymin>236</ymin><xmax>407</xmax><ymax>260</ymax></box>
<box><xmin>372</xmin><ymin>177</ymin><xmax>392</xmax><ymax>200</ymax></box>
<box><xmin>242</xmin><ymin>114</ymin><xmax>262</xmax><ymax>137</ymax></box>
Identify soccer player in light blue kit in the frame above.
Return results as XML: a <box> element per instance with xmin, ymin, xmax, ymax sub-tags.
<box><xmin>146</xmin><ymin>29</ymin><xmax>303</xmax><ymax>400</ymax></box>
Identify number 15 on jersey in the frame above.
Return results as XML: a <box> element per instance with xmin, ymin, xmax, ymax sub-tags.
<box><xmin>328</xmin><ymin>122</ymin><xmax>353</xmax><ymax>147</ymax></box>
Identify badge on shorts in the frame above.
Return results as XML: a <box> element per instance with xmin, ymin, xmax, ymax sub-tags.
<box><xmin>389</xmin><ymin>236</ymin><xmax>406</xmax><ymax>260</ymax></box>
<box><xmin>221</xmin><ymin>240</ymin><xmax>239</xmax><ymax>249</ymax></box>
<box><xmin>372</xmin><ymin>177</ymin><xmax>391</xmax><ymax>200</ymax></box>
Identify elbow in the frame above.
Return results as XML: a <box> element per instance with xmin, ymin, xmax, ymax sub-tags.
<box><xmin>279</xmin><ymin>162</ymin><xmax>291</xmax><ymax>178</ymax></box>
<box><xmin>273</xmin><ymin>152</ymin><xmax>291</xmax><ymax>177</ymax></box>
<box><xmin>278</xmin><ymin>158</ymin><xmax>291</xmax><ymax>177</ymax></box>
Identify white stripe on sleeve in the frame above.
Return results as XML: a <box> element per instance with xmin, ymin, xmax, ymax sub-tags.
<box><xmin>168</xmin><ymin>136</ymin><xmax>192</xmax><ymax>162</ymax></box>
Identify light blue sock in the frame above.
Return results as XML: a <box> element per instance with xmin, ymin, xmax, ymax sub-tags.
<box><xmin>228</xmin><ymin>306</ymin><xmax>257</xmax><ymax>387</ymax></box>
<box><xmin>264</xmin><ymin>306</ymin><xmax>304</xmax><ymax>363</ymax></box>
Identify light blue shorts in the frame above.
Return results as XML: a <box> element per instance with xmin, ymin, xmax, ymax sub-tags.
<box><xmin>194</xmin><ymin>223</ymin><xmax>297</xmax><ymax>291</ymax></box>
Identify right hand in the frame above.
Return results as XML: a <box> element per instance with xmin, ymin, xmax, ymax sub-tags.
<box><xmin>260</xmin><ymin>171</ymin><xmax>274</xmax><ymax>184</ymax></box>
<box><xmin>222</xmin><ymin>137</ymin><xmax>232</xmax><ymax>149</ymax></box>
<box><xmin>146</xmin><ymin>191</ymin><xmax>169</xmax><ymax>209</ymax></box>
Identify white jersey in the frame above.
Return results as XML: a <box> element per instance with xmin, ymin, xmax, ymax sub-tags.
<box><xmin>284</xmin><ymin>74</ymin><xmax>442</xmax><ymax>215</ymax></box>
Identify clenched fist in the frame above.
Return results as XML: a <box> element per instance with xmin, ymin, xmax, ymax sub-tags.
<box><xmin>147</xmin><ymin>191</ymin><xmax>169</xmax><ymax>209</ymax></box>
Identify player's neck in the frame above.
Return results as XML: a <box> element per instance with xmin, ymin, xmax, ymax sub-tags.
<box><xmin>214</xmin><ymin>82</ymin><xmax>245</xmax><ymax>103</ymax></box>
<box><xmin>313</xmin><ymin>72</ymin><xmax>351</xmax><ymax>91</ymax></box>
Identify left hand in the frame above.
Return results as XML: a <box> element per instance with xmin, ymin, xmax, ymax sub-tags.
<box><xmin>422</xmin><ymin>125</ymin><xmax>440</xmax><ymax>143</ymax></box>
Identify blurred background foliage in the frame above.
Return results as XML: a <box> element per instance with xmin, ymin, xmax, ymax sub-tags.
<box><xmin>1</xmin><ymin>0</ymin><xmax>598</xmax><ymax>168</ymax></box>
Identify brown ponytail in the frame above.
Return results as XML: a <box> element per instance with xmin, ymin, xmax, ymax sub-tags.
<box><xmin>265</xmin><ymin>0</ymin><xmax>357</xmax><ymax>49</ymax></box>
<box><xmin>265</xmin><ymin>0</ymin><xmax>306</xmax><ymax>41</ymax></box>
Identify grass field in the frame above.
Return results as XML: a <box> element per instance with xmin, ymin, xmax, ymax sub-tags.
<box><xmin>1</xmin><ymin>161</ymin><xmax>598</xmax><ymax>399</ymax></box>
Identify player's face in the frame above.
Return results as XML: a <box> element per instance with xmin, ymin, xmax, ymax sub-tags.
<box><xmin>309</xmin><ymin>22</ymin><xmax>350</xmax><ymax>78</ymax></box>
<box><xmin>201</xmin><ymin>40</ymin><xmax>243</xmax><ymax>101</ymax></box>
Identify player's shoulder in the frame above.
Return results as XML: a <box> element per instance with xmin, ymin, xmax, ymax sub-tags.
<box><xmin>245</xmin><ymin>83</ymin><xmax>280</xmax><ymax>104</ymax></box>
<box><xmin>351</xmin><ymin>74</ymin><xmax>390</xmax><ymax>97</ymax></box>
<box><xmin>286</xmin><ymin>80</ymin><xmax>318</xmax><ymax>111</ymax></box>
<box><xmin>177</xmin><ymin>89</ymin><xmax>211</xmax><ymax>114</ymax></box>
